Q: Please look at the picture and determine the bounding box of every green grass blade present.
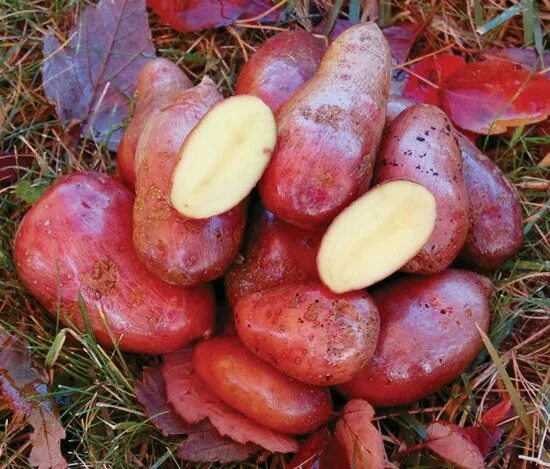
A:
[476,4,522,35]
[324,0,345,36]
[477,326,533,439]
[349,0,361,22]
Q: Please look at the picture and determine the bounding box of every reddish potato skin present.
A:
[224,206,322,308]
[337,269,492,406]
[458,135,523,270]
[134,79,247,286]
[374,104,469,273]
[13,172,215,354]
[117,58,192,190]
[259,23,391,229]
[192,336,332,435]
[234,283,380,385]
[235,31,326,113]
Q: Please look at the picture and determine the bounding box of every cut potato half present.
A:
[170,95,276,219]
[317,180,437,293]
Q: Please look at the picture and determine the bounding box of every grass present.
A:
[1,0,549,467]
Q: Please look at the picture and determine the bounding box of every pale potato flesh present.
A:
[170,95,276,219]
[317,180,437,293]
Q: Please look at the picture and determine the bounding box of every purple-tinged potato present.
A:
[133,79,247,286]
[259,23,391,230]
[117,58,193,190]
[337,269,492,406]
[234,283,380,386]
[374,103,469,273]
[224,205,323,308]
[14,172,215,354]
[458,135,523,270]
[235,31,326,113]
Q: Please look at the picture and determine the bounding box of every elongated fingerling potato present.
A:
[134,79,247,286]
[374,104,469,273]
[234,283,380,385]
[192,336,332,435]
[458,135,523,270]
[259,23,391,229]
[337,269,492,406]
[224,205,322,308]
[235,31,326,112]
[117,58,192,190]
[14,172,215,354]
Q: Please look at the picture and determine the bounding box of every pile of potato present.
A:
[14,23,522,450]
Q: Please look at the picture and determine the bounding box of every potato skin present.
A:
[192,336,332,435]
[458,135,523,270]
[117,58,192,190]
[235,31,326,113]
[374,104,469,273]
[259,23,391,229]
[234,283,380,386]
[224,205,322,308]
[337,269,492,406]
[13,172,215,354]
[133,79,247,286]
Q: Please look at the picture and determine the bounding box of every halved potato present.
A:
[317,180,436,293]
[170,95,276,219]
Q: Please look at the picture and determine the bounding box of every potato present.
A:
[258,23,391,229]
[458,135,523,270]
[224,205,322,308]
[192,336,332,435]
[235,31,326,112]
[170,95,276,219]
[117,58,192,190]
[337,269,492,406]
[134,79,247,286]
[14,172,215,354]
[317,180,437,293]
[234,283,380,385]
[374,104,469,273]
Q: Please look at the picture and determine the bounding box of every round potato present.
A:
[224,205,322,308]
[192,336,332,435]
[234,283,380,385]
[14,172,215,354]
[374,103,469,273]
[337,269,492,406]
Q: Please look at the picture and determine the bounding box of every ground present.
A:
[0,0,548,467]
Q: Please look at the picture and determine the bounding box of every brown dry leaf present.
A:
[0,332,67,469]
[42,0,155,151]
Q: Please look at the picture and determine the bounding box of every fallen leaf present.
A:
[425,422,486,469]
[134,366,190,436]
[178,419,259,463]
[482,48,549,77]
[463,398,514,456]
[383,22,420,66]
[289,427,331,469]
[0,332,67,469]
[440,59,550,134]
[402,53,466,105]
[148,0,280,34]
[161,350,298,453]
[0,153,34,185]
[42,0,155,151]
[334,400,386,469]
[313,19,357,42]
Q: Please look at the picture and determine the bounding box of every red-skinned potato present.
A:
[337,269,492,406]
[14,172,215,354]
[133,79,247,286]
[234,283,380,386]
[374,103,469,273]
[235,31,326,113]
[259,23,391,229]
[192,335,332,435]
[117,58,192,190]
[458,134,523,270]
[224,205,322,308]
